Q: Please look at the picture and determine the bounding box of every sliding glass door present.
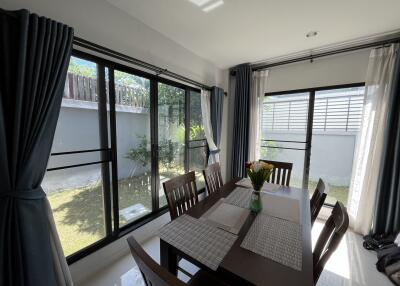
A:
[262,83,364,206]
[43,51,208,263]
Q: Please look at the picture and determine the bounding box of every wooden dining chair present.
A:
[259,160,293,186]
[163,171,199,220]
[310,178,328,226]
[313,202,349,285]
[127,236,228,286]
[203,163,223,195]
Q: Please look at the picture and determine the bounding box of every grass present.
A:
[291,178,349,206]
[47,165,204,257]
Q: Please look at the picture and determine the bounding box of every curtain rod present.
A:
[231,35,400,74]
[73,36,212,90]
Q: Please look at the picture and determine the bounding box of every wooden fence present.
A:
[63,73,148,108]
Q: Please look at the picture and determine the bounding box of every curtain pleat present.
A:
[373,49,400,235]
[231,64,252,178]
[0,9,73,286]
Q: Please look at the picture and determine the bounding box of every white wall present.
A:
[224,49,371,180]
[0,0,223,87]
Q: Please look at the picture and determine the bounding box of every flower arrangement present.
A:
[245,161,274,213]
[245,161,274,191]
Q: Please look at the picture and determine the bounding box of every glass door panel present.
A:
[158,83,186,207]
[114,70,152,226]
[308,86,365,205]
[260,92,310,188]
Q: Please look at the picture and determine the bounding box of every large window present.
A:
[261,84,365,206]
[44,52,208,261]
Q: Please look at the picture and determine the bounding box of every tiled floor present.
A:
[80,220,392,286]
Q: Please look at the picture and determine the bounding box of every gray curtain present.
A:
[0,9,73,286]
[210,86,224,159]
[373,51,400,236]
[231,64,252,178]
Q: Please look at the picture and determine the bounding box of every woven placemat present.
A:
[159,215,237,270]
[224,187,252,209]
[240,213,303,271]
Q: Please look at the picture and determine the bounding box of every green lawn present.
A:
[47,166,204,257]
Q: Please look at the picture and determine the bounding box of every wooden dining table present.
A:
[160,178,313,286]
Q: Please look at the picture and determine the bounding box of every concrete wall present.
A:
[262,130,357,186]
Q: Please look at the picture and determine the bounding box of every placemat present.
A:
[240,213,303,271]
[224,187,252,209]
[200,199,250,234]
[159,214,237,270]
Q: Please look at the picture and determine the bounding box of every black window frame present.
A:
[263,82,365,207]
[46,49,208,264]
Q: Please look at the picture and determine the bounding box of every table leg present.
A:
[160,239,178,275]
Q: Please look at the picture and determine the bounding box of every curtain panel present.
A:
[0,9,74,286]
[347,44,399,235]
[210,86,224,163]
[373,47,400,235]
[249,70,268,161]
[231,64,252,178]
[201,89,219,163]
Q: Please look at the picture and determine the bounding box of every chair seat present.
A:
[188,270,229,286]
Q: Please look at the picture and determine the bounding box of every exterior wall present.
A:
[262,130,357,186]
[43,100,151,193]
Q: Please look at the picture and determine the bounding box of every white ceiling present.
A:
[107,0,400,68]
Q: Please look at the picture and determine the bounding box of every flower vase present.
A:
[250,187,263,213]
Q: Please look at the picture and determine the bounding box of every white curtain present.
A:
[201,89,219,164]
[347,44,399,235]
[249,70,269,161]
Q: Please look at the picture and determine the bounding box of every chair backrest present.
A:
[310,179,328,226]
[163,171,199,220]
[203,163,223,195]
[127,236,186,286]
[259,160,293,186]
[313,202,349,284]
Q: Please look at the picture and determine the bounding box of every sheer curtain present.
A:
[347,44,399,235]
[249,70,269,161]
[201,89,219,163]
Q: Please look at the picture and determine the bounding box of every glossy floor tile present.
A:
[80,221,392,286]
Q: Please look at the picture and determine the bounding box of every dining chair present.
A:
[163,171,199,220]
[259,159,293,186]
[313,201,349,285]
[310,178,328,226]
[203,163,223,195]
[127,236,228,286]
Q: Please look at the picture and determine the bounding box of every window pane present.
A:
[55,56,100,152]
[158,83,185,208]
[189,90,207,189]
[114,70,152,226]
[43,164,106,257]
[261,92,310,188]
[309,86,365,205]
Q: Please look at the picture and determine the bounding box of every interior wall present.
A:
[0,0,223,87]
[224,49,371,179]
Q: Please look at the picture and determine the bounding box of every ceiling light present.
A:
[189,0,212,7]
[202,0,224,12]
[306,31,319,38]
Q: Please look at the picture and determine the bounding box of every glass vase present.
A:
[250,189,263,213]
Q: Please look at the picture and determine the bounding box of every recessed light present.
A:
[202,0,224,12]
[306,31,319,38]
[189,0,212,7]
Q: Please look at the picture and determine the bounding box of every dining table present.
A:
[159,178,313,286]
